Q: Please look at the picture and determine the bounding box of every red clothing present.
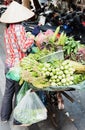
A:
[4,0,12,5]
[4,24,33,67]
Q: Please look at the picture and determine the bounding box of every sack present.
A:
[13,89,47,125]
[6,66,21,81]
[16,82,30,104]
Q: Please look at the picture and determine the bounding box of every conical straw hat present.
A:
[0,1,34,23]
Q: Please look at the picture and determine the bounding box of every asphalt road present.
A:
[0,22,85,130]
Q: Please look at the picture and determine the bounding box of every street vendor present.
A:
[0,1,34,125]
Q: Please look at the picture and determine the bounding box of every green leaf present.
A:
[67,47,71,55]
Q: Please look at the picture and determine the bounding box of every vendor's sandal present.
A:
[1,120,8,124]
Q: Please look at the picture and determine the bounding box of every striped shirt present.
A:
[4,24,33,68]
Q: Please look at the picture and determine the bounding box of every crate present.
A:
[39,50,64,62]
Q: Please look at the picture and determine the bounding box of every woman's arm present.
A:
[15,24,34,52]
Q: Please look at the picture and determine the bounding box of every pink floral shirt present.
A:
[4,24,33,67]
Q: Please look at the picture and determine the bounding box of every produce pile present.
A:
[7,26,85,90]
[18,52,85,90]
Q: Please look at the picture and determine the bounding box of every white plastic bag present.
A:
[13,89,47,125]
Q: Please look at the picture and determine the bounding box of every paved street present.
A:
[0,22,85,130]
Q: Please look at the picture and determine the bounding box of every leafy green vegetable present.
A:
[14,109,46,124]
[63,37,80,59]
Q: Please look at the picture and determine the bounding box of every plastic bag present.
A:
[13,89,47,125]
[16,82,30,104]
[39,50,64,63]
[6,66,21,81]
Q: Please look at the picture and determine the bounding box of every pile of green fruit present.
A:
[41,60,75,86]
[18,52,85,89]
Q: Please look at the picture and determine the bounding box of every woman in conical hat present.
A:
[0,0,34,23]
[0,1,35,125]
